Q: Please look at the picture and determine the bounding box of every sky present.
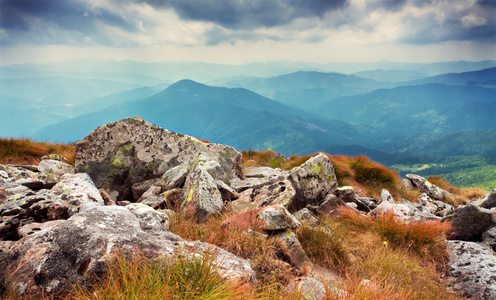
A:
[0,0,495,65]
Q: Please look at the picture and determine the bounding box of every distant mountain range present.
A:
[1,58,495,187]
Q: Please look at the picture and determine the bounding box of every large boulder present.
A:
[75,117,242,202]
[288,153,337,212]
[446,241,496,299]
[477,189,496,209]
[446,204,496,241]
[0,205,255,297]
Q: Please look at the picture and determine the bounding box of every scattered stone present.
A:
[216,180,239,202]
[334,186,356,203]
[446,204,496,241]
[482,227,496,252]
[116,200,131,206]
[288,153,338,212]
[380,189,394,204]
[99,189,116,206]
[287,277,326,300]
[416,193,438,215]
[293,208,321,226]
[138,185,162,202]
[17,220,65,238]
[221,205,301,231]
[406,174,454,201]
[226,189,254,214]
[316,194,343,215]
[160,163,190,190]
[41,154,68,163]
[272,229,314,273]
[38,159,74,176]
[434,200,454,217]
[252,180,295,208]
[446,240,496,299]
[368,201,412,221]
[131,178,161,202]
[400,178,414,190]
[478,189,496,209]
[139,195,165,210]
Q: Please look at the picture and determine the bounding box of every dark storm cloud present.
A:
[0,0,136,44]
[0,0,494,47]
[151,0,348,29]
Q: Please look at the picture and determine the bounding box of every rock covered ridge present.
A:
[0,117,495,299]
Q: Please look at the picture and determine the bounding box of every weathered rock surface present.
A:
[252,179,296,208]
[406,174,454,201]
[287,276,326,300]
[477,189,496,209]
[0,205,255,297]
[38,159,74,176]
[288,153,337,212]
[272,229,314,272]
[446,241,496,299]
[182,156,224,222]
[221,205,301,231]
[75,117,242,201]
[446,204,496,241]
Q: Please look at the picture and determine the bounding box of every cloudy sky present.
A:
[0,0,495,65]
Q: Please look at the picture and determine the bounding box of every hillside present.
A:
[33,80,376,155]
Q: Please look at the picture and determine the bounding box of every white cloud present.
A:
[462,14,487,28]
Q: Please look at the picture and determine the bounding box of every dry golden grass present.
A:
[0,138,76,166]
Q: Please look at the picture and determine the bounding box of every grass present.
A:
[0,138,76,166]
[296,208,460,300]
[427,176,487,206]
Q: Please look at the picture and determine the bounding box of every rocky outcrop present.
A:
[75,117,242,202]
[0,205,255,297]
[288,153,337,212]
[446,241,496,299]
[221,205,301,231]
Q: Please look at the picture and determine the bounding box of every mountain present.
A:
[353,69,428,82]
[316,83,496,136]
[33,80,376,155]
[402,67,496,87]
[218,71,394,112]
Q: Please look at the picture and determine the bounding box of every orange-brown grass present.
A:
[339,207,451,261]
[305,211,462,300]
[168,211,294,290]
[0,138,76,166]
[427,176,487,206]
[66,249,273,300]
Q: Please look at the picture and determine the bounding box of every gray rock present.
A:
[221,205,301,231]
[126,203,169,233]
[50,173,104,216]
[131,178,161,202]
[400,178,414,190]
[17,220,65,238]
[334,186,356,203]
[406,174,454,202]
[288,153,337,212]
[226,189,254,214]
[38,159,74,176]
[272,229,314,272]
[140,195,166,210]
[287,277,326,300]
[482,227,496,252]
[446,240,496,299]
[417,193,438,215]
[75,117,242,202]
[252,180,296,208]
[0,205,254,297]
[216,180,239,201]
[356,197,376,212]
[229,167,289,193]
[293,208,321,226]
[478,189,496,209]
[41,154,68,163]
[137,185,161,202]
[434,200,454,217]
[368,201,412,221]
[316,194,344,215]
[182,157,223,223]
[380,189,394,204]
[160,163,190,191]
[446,204,496,241]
